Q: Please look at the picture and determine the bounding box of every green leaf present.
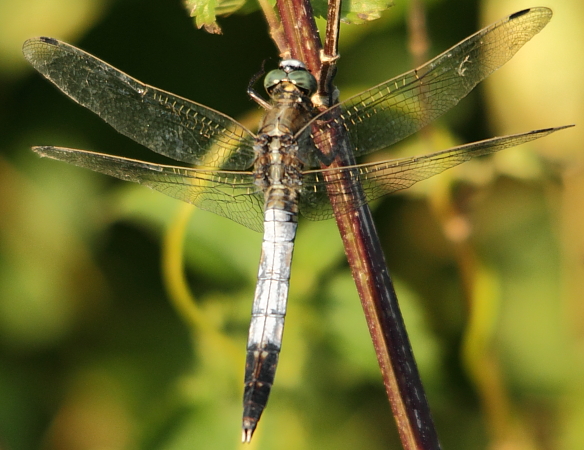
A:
[311,0,394,24]
[185,0,394,34]
[183,0,255,34]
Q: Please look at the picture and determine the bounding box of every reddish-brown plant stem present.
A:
[270,2,441,448]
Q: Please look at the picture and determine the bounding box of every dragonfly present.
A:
[23,7,570,442]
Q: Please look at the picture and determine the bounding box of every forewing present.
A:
[23,37,256,170]
[302,7,552,165]
[33,146,264,232]
[299,126,570,220]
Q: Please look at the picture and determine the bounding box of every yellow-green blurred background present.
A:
[0,0,583,449]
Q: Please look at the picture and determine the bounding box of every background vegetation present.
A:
[0,0,582,449]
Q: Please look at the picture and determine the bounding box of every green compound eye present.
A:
[287,69,317,95]
[263,69,287,92]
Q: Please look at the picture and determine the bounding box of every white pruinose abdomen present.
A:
[242,205,298,437]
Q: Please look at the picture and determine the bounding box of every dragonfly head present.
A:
[264,59,317,97]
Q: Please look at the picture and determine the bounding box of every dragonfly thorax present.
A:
[264,59,317,97]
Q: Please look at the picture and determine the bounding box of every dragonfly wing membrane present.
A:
[33,146,264,232]
[23,37,256,170]
[351,126,569,203]
[306,7,552,162]
[300,126,571,220]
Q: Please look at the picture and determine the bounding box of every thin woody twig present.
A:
[317,0,342,104]
[407,0,430,68]
[275,0,321,66]
[257,0,288,54]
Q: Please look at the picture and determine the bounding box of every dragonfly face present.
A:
[23,6,570,443]
[263,59,317,96]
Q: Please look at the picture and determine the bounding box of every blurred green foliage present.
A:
[1,0,583,449]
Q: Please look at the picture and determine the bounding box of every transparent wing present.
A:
[299,126,571,220]
[23,37,257,170]
[33,146,264,232]
[300,7,552,166]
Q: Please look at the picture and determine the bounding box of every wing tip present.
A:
[39,36,59,45]
[23,36,58,50]
[535,124,575,135]
[32,146,50,157]
[509,7,552,21]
